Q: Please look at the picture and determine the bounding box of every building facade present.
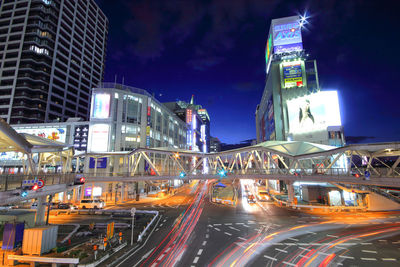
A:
[210,136,221,153]
[164,96,210,153]
[0,0,108,124]
[256,16,345,146]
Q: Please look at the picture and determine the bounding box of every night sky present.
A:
[95,0,399,144]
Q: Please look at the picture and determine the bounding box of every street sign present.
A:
[364,171,370,180]
[37,179,44,189]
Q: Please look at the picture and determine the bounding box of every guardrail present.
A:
[0,173,76,192]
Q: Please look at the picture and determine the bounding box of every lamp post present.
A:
[131,207,136,245]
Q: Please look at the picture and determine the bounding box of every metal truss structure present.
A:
[80,141,400,187]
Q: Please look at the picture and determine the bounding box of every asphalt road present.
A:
[52,180,400,266]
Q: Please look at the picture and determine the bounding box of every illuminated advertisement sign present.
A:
[146,99,151,147]
[287,91,342,134]
[89,124,109,152]
[15,127,66,143]
[281,61,304,88]
[261,96,275,142]
[272,16,303,54]
[92,93,111,118]
[73,125,89,151]
[265,33,273,73]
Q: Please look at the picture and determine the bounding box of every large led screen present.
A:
[287,91,341,134]
[282,61,303,88]
[92,93,111,118]
[272,16,303,54]
[15,127,67,143]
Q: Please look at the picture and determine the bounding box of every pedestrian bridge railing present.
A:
[0,173,76,192]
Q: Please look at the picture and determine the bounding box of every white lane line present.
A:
[165,247,171,253]
[339,255,354,259]
[361,242,372,245]
[288,237,299,242]
[158,254,165,261]
[208,224,213,228]
[238,237,247,241]
[243,224,250,228]
[224,232,232,236]
[362,250,377,254]
[382,258,396,261]
[318,252,330,256]
[264,255,277,261]
[151,263,157,267]
[163,219,167,222]
[327,234,339,238]
[306,231,317,235]
[193,257,199,264]
[284,243,296,246]
[225,223,232,225]
[141,248,155,260]
[275,248,288,253]
[282,261,297,266]
[206,234,209,238]
[155,228,159,232]
[160,224,163,227]
[197,249,203,256]
[236,223,244,225]
[379,240,387,242]
[392,240,400,244]
[202,241,207,246]
[299,247,311,252]
[336,246,346,250]
[214,228,221,231]
[214,223,222,226]
[299,254,310,259]
[361,258,377,261]
[229,226,240,231]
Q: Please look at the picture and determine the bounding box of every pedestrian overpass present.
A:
[78,141,400,187]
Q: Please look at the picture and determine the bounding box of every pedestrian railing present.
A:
[0,173,76,192]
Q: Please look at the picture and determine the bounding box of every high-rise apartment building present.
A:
[0,0,108,124]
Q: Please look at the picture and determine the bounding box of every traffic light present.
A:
[32,184,39,191]
[179,172,186,178]
[353,173,360,178]
[217,169,227,178]
[74,176,85,185]
[21,190,28,198]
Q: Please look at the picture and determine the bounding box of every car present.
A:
[78,199,105,209]
[57,203,76,210]
[247,194,256,204]
[257,191,271,202]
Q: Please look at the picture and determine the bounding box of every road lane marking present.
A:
[382,258,396,261]
[283,261,297,266]
[214,228,221,231]
[336,246,346,250]
[392,240,400,244]
[379,240,387,242]
[306,231,316,235]
[163,219,167,222]
[299,254,310,259]
[275,248,288,253]
[236,223,244,225]
[202,241,207,246]
[193,257,199,264]
[208,224,213,228]
[229,226,240,231]
[361,243,372,245]
[243,224,250,228]
[238,237,246,241]
[362,250,377,254]
[224,232,232,236]
[225,223,232,225]
[264,255,277,261]
[158,254,165,261]
[299,247,311,252]
[284,243,296,246]
[206,234,209,238]
[326,234,339,238]
[155,228,159,232]
[361,258,377,261]
[288,237,298,242]
[165,247,171,253]
[197,249,203,255]
[214,223,222,226]
[318,252,330,256]
[339,255,354,259]
[160,224,163,227]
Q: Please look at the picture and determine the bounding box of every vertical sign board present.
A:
[271,16,303,54]
[280,60,305,88]
[91,93,111,119]
[89,124,109,152]
[146,99,151,147]
[73,125,89,151]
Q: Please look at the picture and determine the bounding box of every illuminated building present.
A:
[164,95,210,153]
[210,137,221,153]
[0,0,108,124]
[255,15,345,146]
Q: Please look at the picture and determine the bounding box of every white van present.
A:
[78,199,105,209]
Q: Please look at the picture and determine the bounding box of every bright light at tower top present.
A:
[299,13,308,28]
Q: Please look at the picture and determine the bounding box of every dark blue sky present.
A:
[95,0,400,144]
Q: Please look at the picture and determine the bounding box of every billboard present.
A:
[15,127,66,143]
[73,125,89,151]
[89,124,109,152]
[287,91,341,134]
[271,16,303,54]
[91,93,111,118]
[281,60,304,88]
[265,33,273,73]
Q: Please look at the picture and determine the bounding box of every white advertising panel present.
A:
[287,91,341,134]
[15,127,67,143]
[89,124,109,152]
